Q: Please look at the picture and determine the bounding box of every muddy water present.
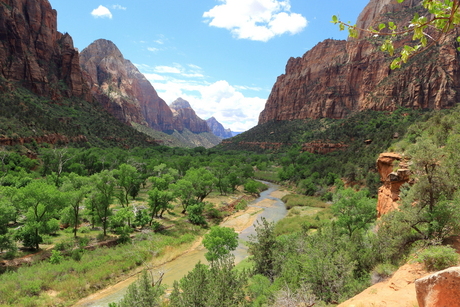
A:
[73,181,287,307]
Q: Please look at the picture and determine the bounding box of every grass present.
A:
[275,193,333,235]
[0,216,205,307]
[281,194,330,209]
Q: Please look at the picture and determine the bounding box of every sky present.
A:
[48,0,369,132]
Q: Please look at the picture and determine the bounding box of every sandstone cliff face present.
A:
[259,0,460,124]
[206,117,232,139]
[0,0,88,99]
[79,39,177,131]
[169,98,210,133]
[376,152,410,217]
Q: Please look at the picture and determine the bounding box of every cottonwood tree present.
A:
[60,174,90,238]
[114,163,142,207]
[332,0,460,69]
[16,181,63,249]
[88,170,116,237]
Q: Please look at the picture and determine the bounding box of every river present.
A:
[73,181,287,307]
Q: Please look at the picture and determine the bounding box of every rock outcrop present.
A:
[169,98,210,133]
[258,0,460,124]
[376,152,410,217]
[206,117,232,139]
[415,266,460,307]
[79,39,177,131]
[0,0,89,100]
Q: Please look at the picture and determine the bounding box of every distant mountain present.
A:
[231,132,241,137]
[206,117,233,139]
[169,98,211,134]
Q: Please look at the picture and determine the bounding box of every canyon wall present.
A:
[0,0,89,99]
[259,0,460,124]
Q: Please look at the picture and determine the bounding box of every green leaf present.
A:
[379,23,386,30]
[331,15,338,24]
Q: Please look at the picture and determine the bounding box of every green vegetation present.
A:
[414,245,460,271]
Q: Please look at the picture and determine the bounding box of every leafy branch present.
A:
[331,0,460,69]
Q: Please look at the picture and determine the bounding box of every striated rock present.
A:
[415,266,460,307]
[376,152,410,217]
[0,134,87,147]
[79,39,177,131]
[206,117,233,139]
[0,0,89,99]
[169,98,210,133]
[258,0,460,125]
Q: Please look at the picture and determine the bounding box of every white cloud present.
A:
[154,65,182,74]
[203,0,307,42]
[147,47,159,52]
[112,4,127,10]
[91,5,113,19]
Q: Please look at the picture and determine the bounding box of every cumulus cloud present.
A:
[203,0,307,42]
[91,5,113,19]
[136,63,266,131]
[147,47,159,52]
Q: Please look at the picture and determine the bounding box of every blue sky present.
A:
[48,0,369,132]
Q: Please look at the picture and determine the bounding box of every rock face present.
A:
[415,267,460,307]
[258,0,460,124]
[206,117,232,139]
[0,0,89,99]
[169,98,210,133]
[376,152,410,217]
[79,39,177,131]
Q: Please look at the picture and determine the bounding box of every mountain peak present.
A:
[170,97,192,110]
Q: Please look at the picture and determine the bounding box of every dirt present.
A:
[339,236,460,307]
[338,262,428,307]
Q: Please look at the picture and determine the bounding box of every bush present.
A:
[415,245,459,271]
[49,250,63,264]
[79,226,91,233]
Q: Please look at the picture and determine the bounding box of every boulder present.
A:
[415,266,460,307]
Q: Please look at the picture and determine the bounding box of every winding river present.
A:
[73,181,287,307]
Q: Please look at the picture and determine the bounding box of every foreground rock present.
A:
[415,266,460,307]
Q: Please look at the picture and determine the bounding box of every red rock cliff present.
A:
[259,0,460,124]
[0,0,88,99]
[376,152,410,217]
[79,39,177,131]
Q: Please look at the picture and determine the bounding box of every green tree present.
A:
[114,163,142,207]
[247,218,277,280]
[170,256,248,307]
[203,226,238,262]
[17,181,63,249]
[88,170,116,237]
[60,174,90,237]
[115,270,165,307]
[331,188,376,237]
[184,167,217,202]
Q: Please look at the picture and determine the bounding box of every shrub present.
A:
[49,250,63,264]
[415,245,459,271]
[79,226,91,233]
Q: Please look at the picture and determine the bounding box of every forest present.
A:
[1,104,460,306]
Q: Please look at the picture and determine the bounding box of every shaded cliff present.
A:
[206,117,233,139]
[169,98,211,133]
[258,0,460,124]
[0,0,89,100]
[79,39,178,131]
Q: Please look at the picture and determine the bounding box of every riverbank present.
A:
[72,182,289,307]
